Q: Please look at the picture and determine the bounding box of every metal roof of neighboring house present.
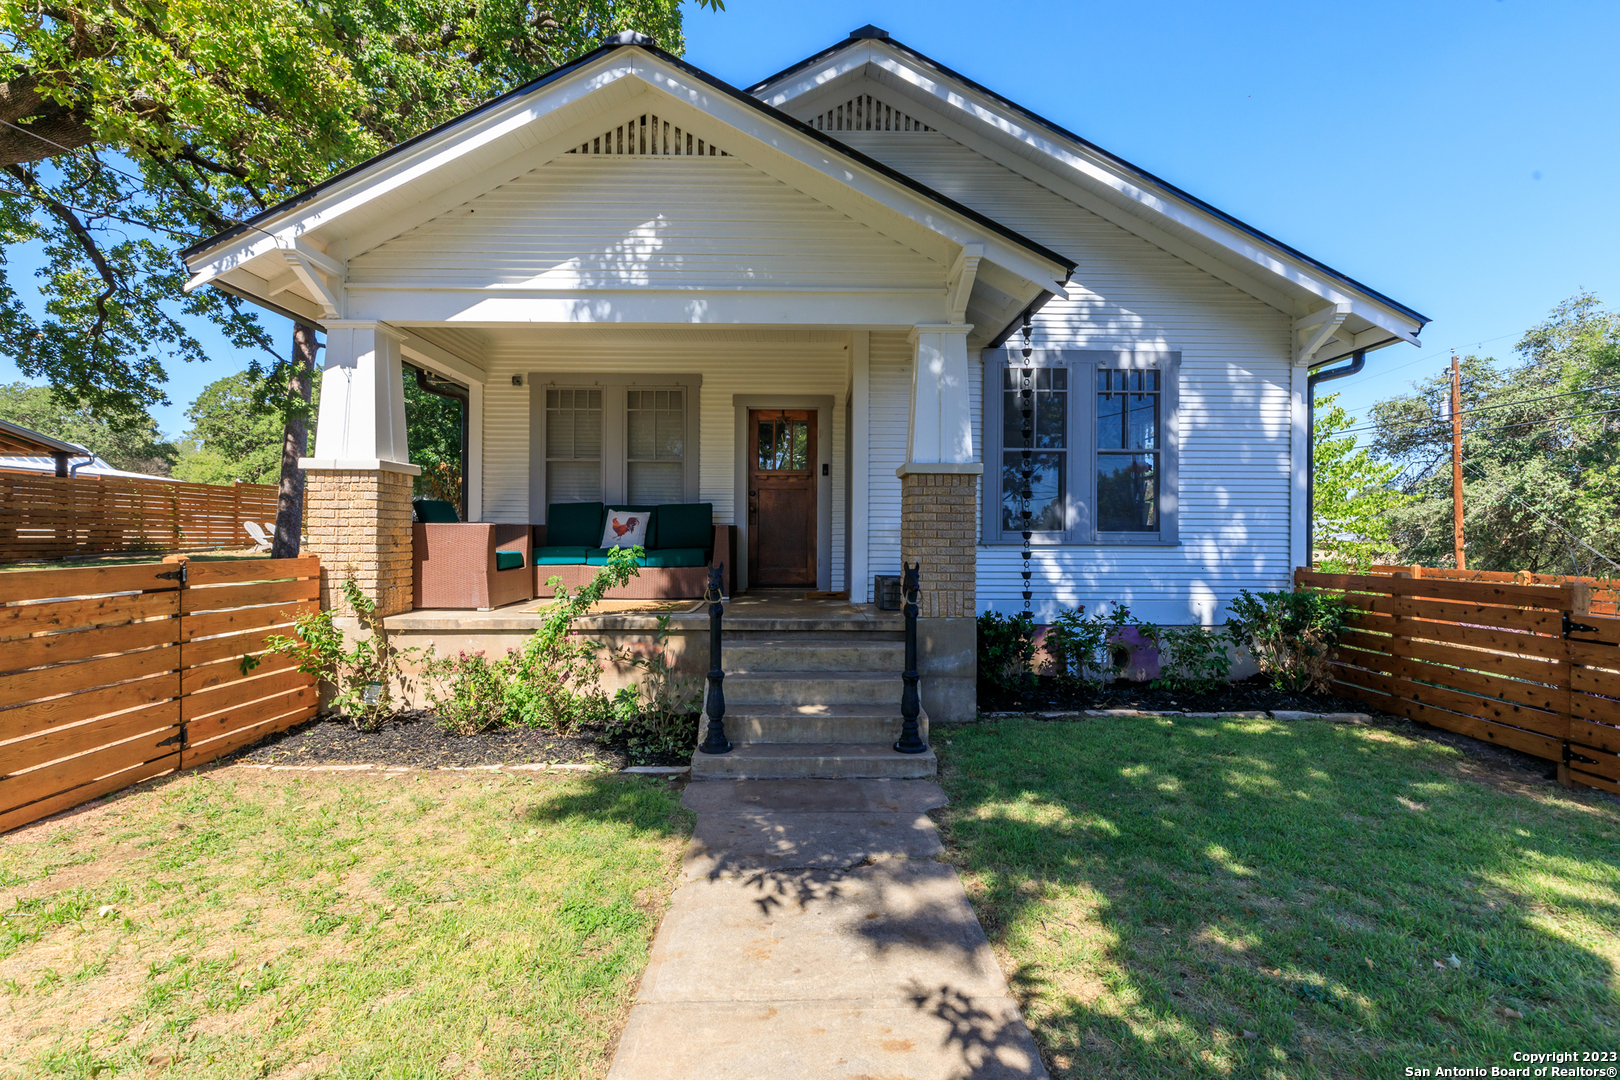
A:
[0,452,178,481]
[0,416,85,457]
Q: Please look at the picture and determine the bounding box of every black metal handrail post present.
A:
[697,563,732,755]
[894,561,927,754]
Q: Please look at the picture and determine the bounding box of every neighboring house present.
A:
[0,418,174,481]
[178,26,1426,718]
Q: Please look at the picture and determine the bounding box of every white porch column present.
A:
[299,321,420,616]
[306,321,416,470]
[898,322,982,722]
[850,331,870,603]
[905,323,976,465]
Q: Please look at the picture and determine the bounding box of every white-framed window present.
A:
[530,375,702,516]
[982,348,1179,545]
[544,387,604,502]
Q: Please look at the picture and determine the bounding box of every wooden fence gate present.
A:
[1299,568,1620,795]
[0,557,321,833]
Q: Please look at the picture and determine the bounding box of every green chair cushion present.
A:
[546,502,605,547]
[494,550,525,572]
[639,547,707,568]
[414,499,460,523]
[534,546,591,565]
[651,502,712,551]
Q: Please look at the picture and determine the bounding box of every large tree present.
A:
[1,0,716,548]
[1312,390,1407,570]
[1370,293,1620,576]
[0,380,175,472]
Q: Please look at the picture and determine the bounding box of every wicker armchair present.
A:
[412,516,534,611]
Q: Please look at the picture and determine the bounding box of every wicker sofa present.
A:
[533,501,735,600]
[411,499,534,610]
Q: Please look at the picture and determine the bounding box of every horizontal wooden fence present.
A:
[0,557,320,832]
[1299,568,1620,795]
[0,473,280,563]
[1369,564,1620,616]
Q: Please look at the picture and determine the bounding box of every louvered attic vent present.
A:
[807,95,932,133]
[565,113,728,156]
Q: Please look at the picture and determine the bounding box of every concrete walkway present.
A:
[608,779,1048,1079]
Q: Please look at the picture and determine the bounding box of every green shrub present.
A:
[1045,605,1158,687]
[505,547,644,732]
[423,650,511,735]
[266,577,411,731]
[605,615,703,763]
[1224,588,1353,693]
[976,610,1037,703]
[1150,626,1233,695]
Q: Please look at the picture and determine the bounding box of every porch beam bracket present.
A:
[283,245,343,319]
[1295,302,1351,366]
[946,243,984,324]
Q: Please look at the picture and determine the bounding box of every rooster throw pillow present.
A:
[600,510,648,550]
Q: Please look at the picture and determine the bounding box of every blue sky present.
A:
[5,0,1616,438]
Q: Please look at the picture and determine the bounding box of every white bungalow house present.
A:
[179,26,1425,730]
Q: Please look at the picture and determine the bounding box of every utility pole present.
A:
[1451,354,1465,570]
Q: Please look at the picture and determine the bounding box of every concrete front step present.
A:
[721,704,927,744]
[722,637,905,673]
[723,670,900,706]
[689,742,937,779]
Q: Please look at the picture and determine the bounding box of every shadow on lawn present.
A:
[939,717,1620,1078]
[521,774,694,838]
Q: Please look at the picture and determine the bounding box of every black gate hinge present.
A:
[156,564,188,585]
[1563,612,1601,639]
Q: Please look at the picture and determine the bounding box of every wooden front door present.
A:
[748,409,817,587]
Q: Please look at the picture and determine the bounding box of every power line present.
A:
[1330,399,1620,441]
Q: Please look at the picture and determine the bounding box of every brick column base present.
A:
[899,465,980,722]
[304,469,414,616]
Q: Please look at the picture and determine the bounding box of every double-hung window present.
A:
[530,375,702,516]
[983,349,1178,544]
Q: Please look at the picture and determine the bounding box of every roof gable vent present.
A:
[565,113,729,156]
[806,94,931,133]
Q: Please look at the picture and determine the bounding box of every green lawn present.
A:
[0,768,693,1078]
[937,716,1620,1079]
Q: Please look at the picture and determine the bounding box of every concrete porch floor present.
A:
[385,591,905,634]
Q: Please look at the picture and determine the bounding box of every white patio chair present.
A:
[244,521,273,552]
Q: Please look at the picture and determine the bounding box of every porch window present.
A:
[982,349,1179,545]
[545,388,603,502]
[626,389,686,503]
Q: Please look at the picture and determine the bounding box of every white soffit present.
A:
[753,40,1426,348]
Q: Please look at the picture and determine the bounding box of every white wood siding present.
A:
[349,155,945,292]
[866,331,910,585]
[465,330,850,590]
[836,130,1295,625]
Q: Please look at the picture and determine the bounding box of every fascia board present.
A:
[628,56,1070,292]
[182,51,645,278]
[760,42,1423,342]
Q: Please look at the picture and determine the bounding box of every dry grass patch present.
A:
[0,766,693,1078]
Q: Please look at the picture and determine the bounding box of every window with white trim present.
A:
[530,375,702,516]
[982,349,1178,545]
[545,388,603,503]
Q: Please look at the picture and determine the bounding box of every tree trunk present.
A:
[271,322,319,558]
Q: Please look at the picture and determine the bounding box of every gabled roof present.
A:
[180,32,1074,338]
[0,417,86,457]
[748,26,1429,364]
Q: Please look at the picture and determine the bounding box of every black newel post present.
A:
[894,561,927,754]
[697,563,732,754]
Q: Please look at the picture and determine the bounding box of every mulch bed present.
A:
[981,673,1353,715]
[229,711,671,770]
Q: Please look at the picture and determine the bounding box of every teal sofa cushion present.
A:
[414,498,460,523]
[494,550,525,572]
[651,503,712,551]
[640,548,706,569]
[546,502,604,547]
[535,546,591,565]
